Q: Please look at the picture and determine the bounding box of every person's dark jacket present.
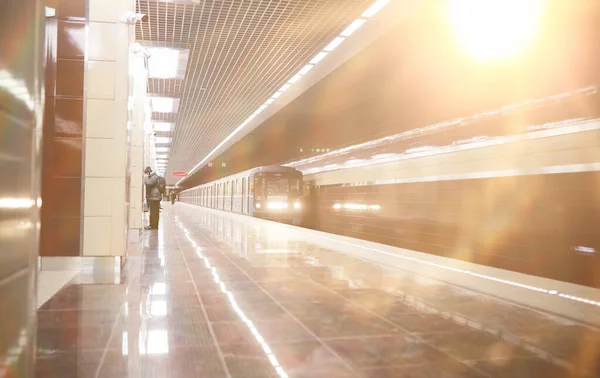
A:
[144,172,162,201]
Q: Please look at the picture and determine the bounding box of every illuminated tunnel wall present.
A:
[181,2,600,287]
[183,1,600,187]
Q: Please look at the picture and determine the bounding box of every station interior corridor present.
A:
[4,1,600,377]
[37,204,600,378]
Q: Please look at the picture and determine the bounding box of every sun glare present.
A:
[447,0,545,62]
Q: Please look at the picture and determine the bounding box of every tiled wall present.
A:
[82,0,133,256]
[314,171,600,288]
[40,0,86,256]
[0,0,45,374]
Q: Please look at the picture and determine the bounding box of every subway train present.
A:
[181,88,600,288]
[290,88,600,289]
[179,165,304,224]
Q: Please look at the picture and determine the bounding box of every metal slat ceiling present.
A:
[136,0,373,182]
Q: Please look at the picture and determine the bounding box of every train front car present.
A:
[251,166,303,225]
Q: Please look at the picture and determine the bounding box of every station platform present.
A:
[36,204,600,378]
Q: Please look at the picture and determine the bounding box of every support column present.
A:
[81,0,135,258]
[128,52,149,235]
[40,0,135,271]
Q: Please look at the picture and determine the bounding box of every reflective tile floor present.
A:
[36,205,600,377]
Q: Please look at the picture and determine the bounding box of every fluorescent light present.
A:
[265,98,275,104]
[278,83,291,92]
[155,137,172,144]
[298,64,314,75]
[309,52,328,64]
[153,122,174,132]
[271,91,283,99]
[176,114,257,185]
[156,154,168,158]
[287,74,302,84]
[147,48,179,78]
[151,97,179,113]
[362,0,389,18]
[45,6,56,17]
[341,19,366,37]
[155,147,169,152]
[254,104,268,115]
[323,37,345,52]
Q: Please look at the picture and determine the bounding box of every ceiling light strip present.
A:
[173,0,311,171]
[176,0,348,176]
[177,0,390,185]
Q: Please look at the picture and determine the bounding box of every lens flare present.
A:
[447,0,545,62]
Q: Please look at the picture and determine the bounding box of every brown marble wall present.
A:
[0,0,45,375]
[314,172,600,288]
[40,0,86,256]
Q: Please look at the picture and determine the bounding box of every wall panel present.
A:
[0,0,45,375]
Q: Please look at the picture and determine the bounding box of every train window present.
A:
[291,179,301,193]
[230,180,234,210]
[242,177,247,212]
[256,176,299,196]
[237,179,241,212]
[225,182,228,209]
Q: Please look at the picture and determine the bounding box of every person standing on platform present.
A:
[144,166,162,230]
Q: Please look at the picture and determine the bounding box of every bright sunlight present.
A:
[447,0,545,62]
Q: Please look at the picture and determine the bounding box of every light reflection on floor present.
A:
[35,205,600,377]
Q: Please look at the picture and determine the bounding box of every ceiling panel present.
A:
[136,0,373,182]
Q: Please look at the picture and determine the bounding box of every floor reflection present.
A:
[35,205,600,377]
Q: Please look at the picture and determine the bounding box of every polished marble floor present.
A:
[36,205,600,377]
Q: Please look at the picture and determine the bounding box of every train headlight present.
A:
[293,202,301,209]
[255,203,261,209]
